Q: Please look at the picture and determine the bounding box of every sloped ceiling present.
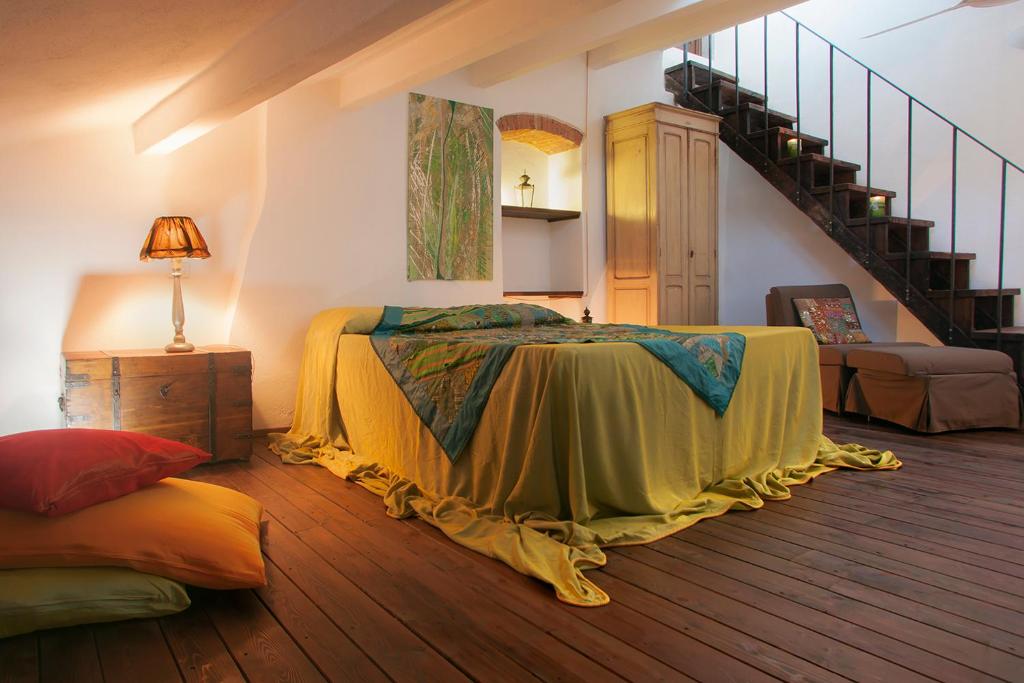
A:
[0,0,295,140]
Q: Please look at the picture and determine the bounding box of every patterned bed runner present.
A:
[370,304,745,462]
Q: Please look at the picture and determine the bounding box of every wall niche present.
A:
[497,113,585,298]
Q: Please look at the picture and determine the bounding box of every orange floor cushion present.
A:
[0,478,265,589]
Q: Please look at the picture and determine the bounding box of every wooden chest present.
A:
[60,345,253,462]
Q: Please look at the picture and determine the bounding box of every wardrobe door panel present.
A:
[688,129,718,324]
[611,136,652,281]
[659,125,687,325]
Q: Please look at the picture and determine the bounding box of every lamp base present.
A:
[165,341,195,353]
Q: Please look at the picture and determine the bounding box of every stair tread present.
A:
[777,153,860,171]
[809,183,897,198]
[689,81,765,101]
[846,216,935,227]
[667,60,737,85]
[973,327,1024,339]
[882,251,976,260]
[746,127,828,146]
[720,101,797,120]
[927,288,1021,298]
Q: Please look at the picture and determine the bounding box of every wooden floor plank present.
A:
[772,484,1024,579]
[199,588,328,683]
[582,572,844,683]
[38,625,103,683]
[675,525,1021,681]
[717,510,1024,640]
[0,633,39,683]
[608,548,932,683]
[93,620,182,683]
[159,598,246,683]
[256,558,389,683]
[259,515,471,682]
[754,500,1024,605]
[813,473,1024,529]
[777,485,1024,569]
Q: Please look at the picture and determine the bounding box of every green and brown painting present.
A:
[407,93,494,281]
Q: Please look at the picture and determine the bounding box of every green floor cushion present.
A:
[0,567,190,638]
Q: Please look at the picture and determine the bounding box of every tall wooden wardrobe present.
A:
[605,103,720,325]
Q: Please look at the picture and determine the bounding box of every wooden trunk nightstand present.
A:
[60,345,253,462]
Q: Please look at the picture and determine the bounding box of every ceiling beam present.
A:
[333,0,620,111]
[469,0,798,87]
[587,0,799,69]
[132,0,456,154]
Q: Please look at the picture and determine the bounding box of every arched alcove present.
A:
[497,113,585,299]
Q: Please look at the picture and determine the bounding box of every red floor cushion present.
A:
[0,429,210,516]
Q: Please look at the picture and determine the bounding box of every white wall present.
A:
[0,108,265,433]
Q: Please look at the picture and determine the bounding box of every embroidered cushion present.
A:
[793,297,871,345]
[0,429,211,516]
[0,477,265,589]
[0,567,190,638]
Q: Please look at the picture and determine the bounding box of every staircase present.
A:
[664,22,1024,384]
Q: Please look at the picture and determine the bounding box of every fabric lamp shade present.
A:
[139,217,211,261]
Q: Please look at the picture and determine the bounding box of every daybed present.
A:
[767,284,1022,432]
[271,305,897,606]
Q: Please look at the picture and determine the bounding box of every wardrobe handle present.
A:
[689,250,695,258]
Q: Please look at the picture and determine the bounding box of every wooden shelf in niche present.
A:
[503,290,584,298]
[501,205,581,222]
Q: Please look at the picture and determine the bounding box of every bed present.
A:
[271,305,899,606]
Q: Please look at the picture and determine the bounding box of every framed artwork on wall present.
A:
[407,92,494,281]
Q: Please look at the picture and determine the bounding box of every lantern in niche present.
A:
[515,170,535,208]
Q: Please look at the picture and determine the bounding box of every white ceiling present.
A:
[0,0,295,140]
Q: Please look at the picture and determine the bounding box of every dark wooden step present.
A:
[883,252,975,291]
[927,288,1020,299]
[778,154,860,172]
[848,223,932,255]
[929,288,1015,333]
[972,332,1024,383]
[747,127,829,147]
[811,184,896,222]
[882,251,976,261]
[810,184,896,198]
[720,102,798,135]
[746,127,827,161]
[665,60,736,90]
[846,216,935,228]
[928,289,1018,332]
[689,80,765,111]
[973,327,1024,339]
[778,154,860,188]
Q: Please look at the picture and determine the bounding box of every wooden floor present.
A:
[3,415,1023,682]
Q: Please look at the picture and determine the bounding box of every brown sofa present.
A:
[765,284,924,413]
[766,283,1022,431]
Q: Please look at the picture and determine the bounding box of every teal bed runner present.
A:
[370,304,746,463]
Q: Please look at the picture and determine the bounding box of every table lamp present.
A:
[139,216,211,353]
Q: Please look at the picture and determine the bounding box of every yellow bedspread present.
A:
[271,307,900,606]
